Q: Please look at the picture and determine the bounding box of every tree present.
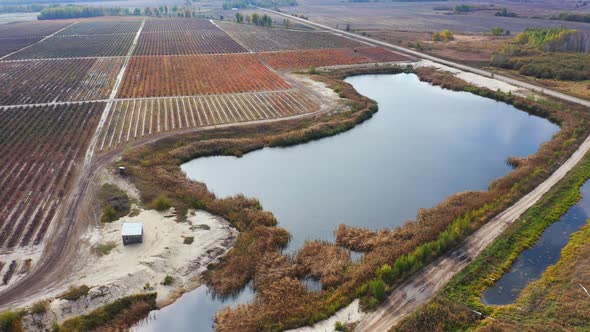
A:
[235,12,243,23]
[251,13,260,25]
[282,18,291,28]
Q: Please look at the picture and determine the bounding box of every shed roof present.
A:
[122,222,143,236]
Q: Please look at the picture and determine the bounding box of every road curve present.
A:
[261,8,590,331]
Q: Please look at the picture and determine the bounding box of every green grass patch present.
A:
[99,184,130,223]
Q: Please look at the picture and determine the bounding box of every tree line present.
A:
[222,0,297,10]
[234,12,272,26]
[37,4,212,20]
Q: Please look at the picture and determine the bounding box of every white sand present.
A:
[22,208,237,327]
[286,299,365,332]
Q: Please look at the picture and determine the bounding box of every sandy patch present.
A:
[286,299,365,332]
[413,60,528,96]
[21,209,237,328]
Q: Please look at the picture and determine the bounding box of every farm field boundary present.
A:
[0,21,77,60]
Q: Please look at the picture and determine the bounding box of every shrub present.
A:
[433,30,454,42]
[99,184,130,223]
[59,285,90,301]
[59,293,157,331]
[30,300,50,315]
[0,310,24,332]
[491,27,504,36]
[376,264,395,285]
[162,275,174,286]
[335,321,345,331]
[94,242,117,256]
[183,236,194,244]
[152,194,172,211]
[368,279,385,301]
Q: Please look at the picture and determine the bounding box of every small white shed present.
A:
[122,222,143,245]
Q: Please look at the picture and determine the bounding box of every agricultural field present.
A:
[98,90,318,150]
[219,21,365,52]
[56,20,142,36]
[135,28,246,55]
[0,58,123,105]
[6,33,136,59]
[142,18,226,33]
[0,36,42,58]
[118,54,291,98]
[260,47,408,70]
[0,20,72,38]
[0,102,103,286]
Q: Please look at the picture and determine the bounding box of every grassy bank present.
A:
[118,65,590,331]
[394,152,590,331]
[57,293,157,332]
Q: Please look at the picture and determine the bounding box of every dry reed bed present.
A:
[121,65,590,331]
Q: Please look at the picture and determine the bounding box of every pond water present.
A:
[133,73,558,331]
[482,180,590,306]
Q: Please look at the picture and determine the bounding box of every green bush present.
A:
[99,184,130,223]
[152,194,172,211]
[368,279,385,301]
[376,264,395,285]
[162,275,174,286]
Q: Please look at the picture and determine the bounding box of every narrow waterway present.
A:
[482,180,590,305]
[133,73,559,331]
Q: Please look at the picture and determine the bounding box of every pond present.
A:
[133,73,559,331]
[482,180,590,306]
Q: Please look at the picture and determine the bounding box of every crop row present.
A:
[57,20,142,36]
[0,36,42,58]
[219,22,364,52]
[134,29,246,56]
[7,33,135,60]
[142,18,223,33]
[0,58,123,105]
[0,103,103,249]
[98,90,318,150]
[259,47,409,70]
[117,54,290,98]
[0,20,71,38]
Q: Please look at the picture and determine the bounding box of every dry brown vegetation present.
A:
[121,65,590,331]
